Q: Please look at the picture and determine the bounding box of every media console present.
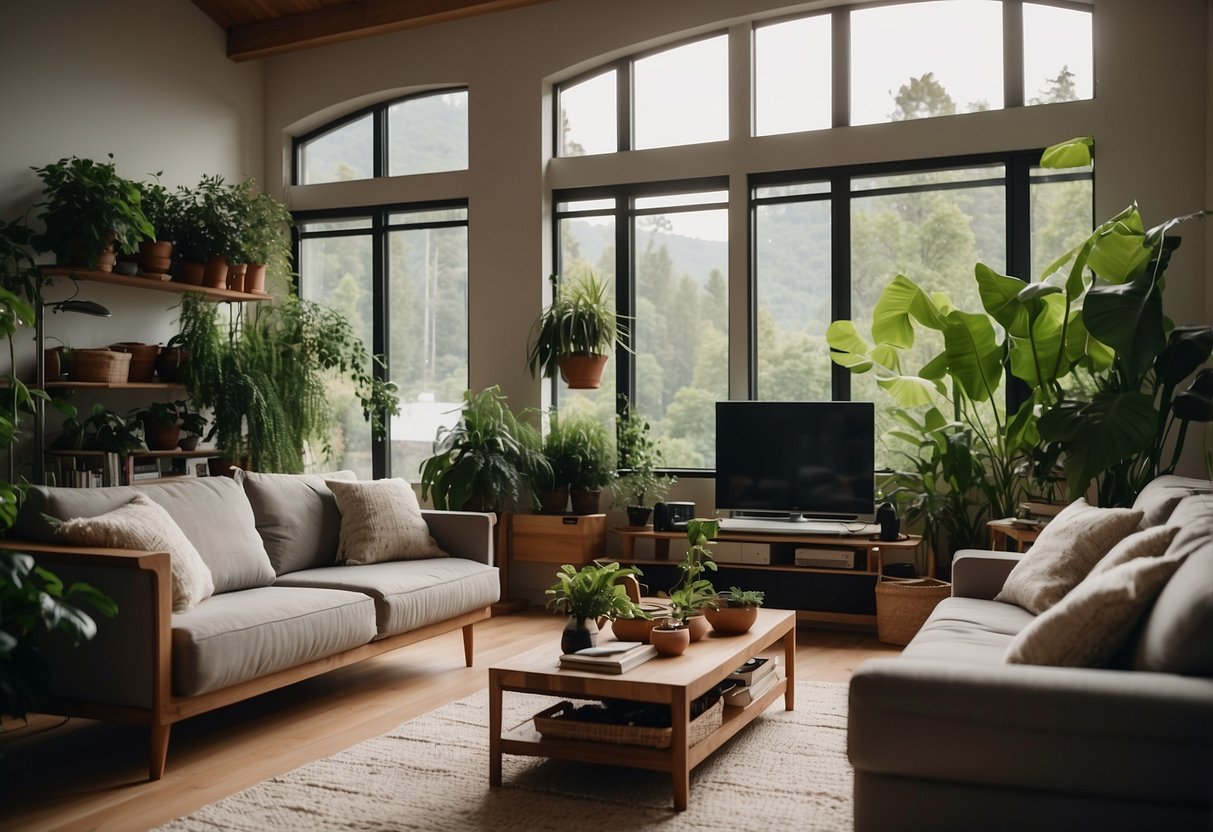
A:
[611,526,925,628]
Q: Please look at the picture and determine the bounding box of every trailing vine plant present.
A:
[178,292,398,473]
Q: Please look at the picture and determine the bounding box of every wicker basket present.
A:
[875,576,952,646]
[533,697,724,749]
[71,349,132,383]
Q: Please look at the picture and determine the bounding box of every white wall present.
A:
[0,0,263,468]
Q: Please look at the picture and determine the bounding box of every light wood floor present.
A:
[0,610,900,832]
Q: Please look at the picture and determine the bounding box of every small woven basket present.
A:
[71,349,132,383]
[533,697,723,749]
[875,577,952,646]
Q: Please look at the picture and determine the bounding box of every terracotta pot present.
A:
[143,420,181,451]
[610,603,668,644]
[175,260,206,286]
[138,240,173,275]
[650,625,690,657]
[179,434,200,452]
[244,263,267,294]
[155,347,188,383]
[109,342,160,383]
[202,255,229,289]
[686,613,710,642]
[569,487,602,515]
[704,603,759,635]
[227,263,247,293]
[558,353,609,389]
[68,235,116,272]
[538,485,569,514]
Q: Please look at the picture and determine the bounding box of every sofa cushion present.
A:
[170,585,376,696]
[327,478,446,565]
[1133,493,1213,676]
[1132,475,1213,529]
[899,597,1034,664]
[274,558,499,638]
[18,478,275,594]
[994,498,1142,614]
[1089,524,1179,576]
[57,493,214,613]
[1006,551,1189,668]
[234,469,357,575]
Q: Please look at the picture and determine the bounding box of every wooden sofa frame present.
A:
[1,540,490,781]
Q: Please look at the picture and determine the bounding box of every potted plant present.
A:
[132,173,179,276]
[31,155,154,272]
[177,292,398,473]
[664,517,720,642]
[611,398,675,527]
[172,175,242,287]
[179,405,207,452]
[562,413,615,515]
[131,400,184,451]
[155,334,188,383]
[545,561,648,653]
[704,586,765,635]
[238,186,293,295]
[523,409,576,513]
[419,386,549,511]
[54,403,146,456]
[526,272,628,389]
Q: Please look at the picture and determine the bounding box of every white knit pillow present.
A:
[1088,524,1179,578]
[58,493,215,613]
[1005,552,1188,667]
[994,498,1143,614]
[327,478,446,565]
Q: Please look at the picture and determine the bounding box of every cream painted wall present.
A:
[0,0,263,469]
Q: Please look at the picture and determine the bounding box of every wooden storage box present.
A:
[512,513,606,564]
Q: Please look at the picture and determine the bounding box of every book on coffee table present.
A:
[723,667,781,707]
[559,643,658,674]
[727,656,776,685]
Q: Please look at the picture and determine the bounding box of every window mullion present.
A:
[1004,0,1025,108]
[617,60,633,152]
[616,189,634,411]
[831,8,850,128]
[831,171,851,401]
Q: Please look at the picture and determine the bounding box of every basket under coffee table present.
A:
[488,608,796,811]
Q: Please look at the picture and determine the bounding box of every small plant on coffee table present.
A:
[704,586,765,635]
[546,561,649,653]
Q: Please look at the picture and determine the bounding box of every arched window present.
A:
[293,89,470,480]
[551,2,1094,470]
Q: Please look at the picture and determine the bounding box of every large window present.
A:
[294,89,470,479]
[552,2,1095,472]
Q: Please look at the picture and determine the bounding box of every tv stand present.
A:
[719,517,875,535]
[611,526,924,628]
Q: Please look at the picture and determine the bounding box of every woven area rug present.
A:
[157,681,852,831]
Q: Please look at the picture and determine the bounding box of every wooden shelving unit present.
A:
[43,381,182,390]
[42,267,271,303]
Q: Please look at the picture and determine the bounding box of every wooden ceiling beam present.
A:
[223,0,557,62]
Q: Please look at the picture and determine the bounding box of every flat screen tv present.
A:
[715,401,875,523]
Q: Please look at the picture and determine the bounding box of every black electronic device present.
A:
[876,501,900,541]
[653,501,695,532]
[715,401,876,523]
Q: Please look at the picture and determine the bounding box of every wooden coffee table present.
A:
[488,607,796,811]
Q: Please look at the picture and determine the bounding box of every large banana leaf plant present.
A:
[829,136,1213,526]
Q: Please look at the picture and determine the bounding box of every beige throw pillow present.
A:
[994,498,1143,614]
[1005,552,1188,667]
[1088,524,1179,578]
[327,478,446,565]
[58,493,215,613]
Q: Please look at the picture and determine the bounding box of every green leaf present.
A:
[871,274,945,348]
[876,375,941,409]
[1038,392,1157,499]
[939,309,1003,402]
[1086,211,1149,285]
[1039,136,1093,169]
[826,320,874,373]
[1083,273,1165,382]
[1008,293,1067,388]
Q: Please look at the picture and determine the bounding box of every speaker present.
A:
[876,501,900,541]
[653,501,695,532]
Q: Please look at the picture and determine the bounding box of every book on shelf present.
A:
[558,642,658,674]
[727,656,777,686]
[1020,500,1065,519]
[723,667,781,707]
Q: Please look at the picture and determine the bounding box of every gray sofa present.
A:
[848,476,1213,831]
[5,472,500,779]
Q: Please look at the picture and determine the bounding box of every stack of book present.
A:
[558,641,658,674]
[722,656,781,707]
[1019,500,1065,522]
[129,460,161,482]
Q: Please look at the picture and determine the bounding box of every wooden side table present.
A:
[987,519,1042,552]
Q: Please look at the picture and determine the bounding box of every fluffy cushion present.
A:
[57,493,215,612]
[1088,524,1179,577]
[994,498,1143,614]
[327,479,446,565]
[1005,552,1188,667]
